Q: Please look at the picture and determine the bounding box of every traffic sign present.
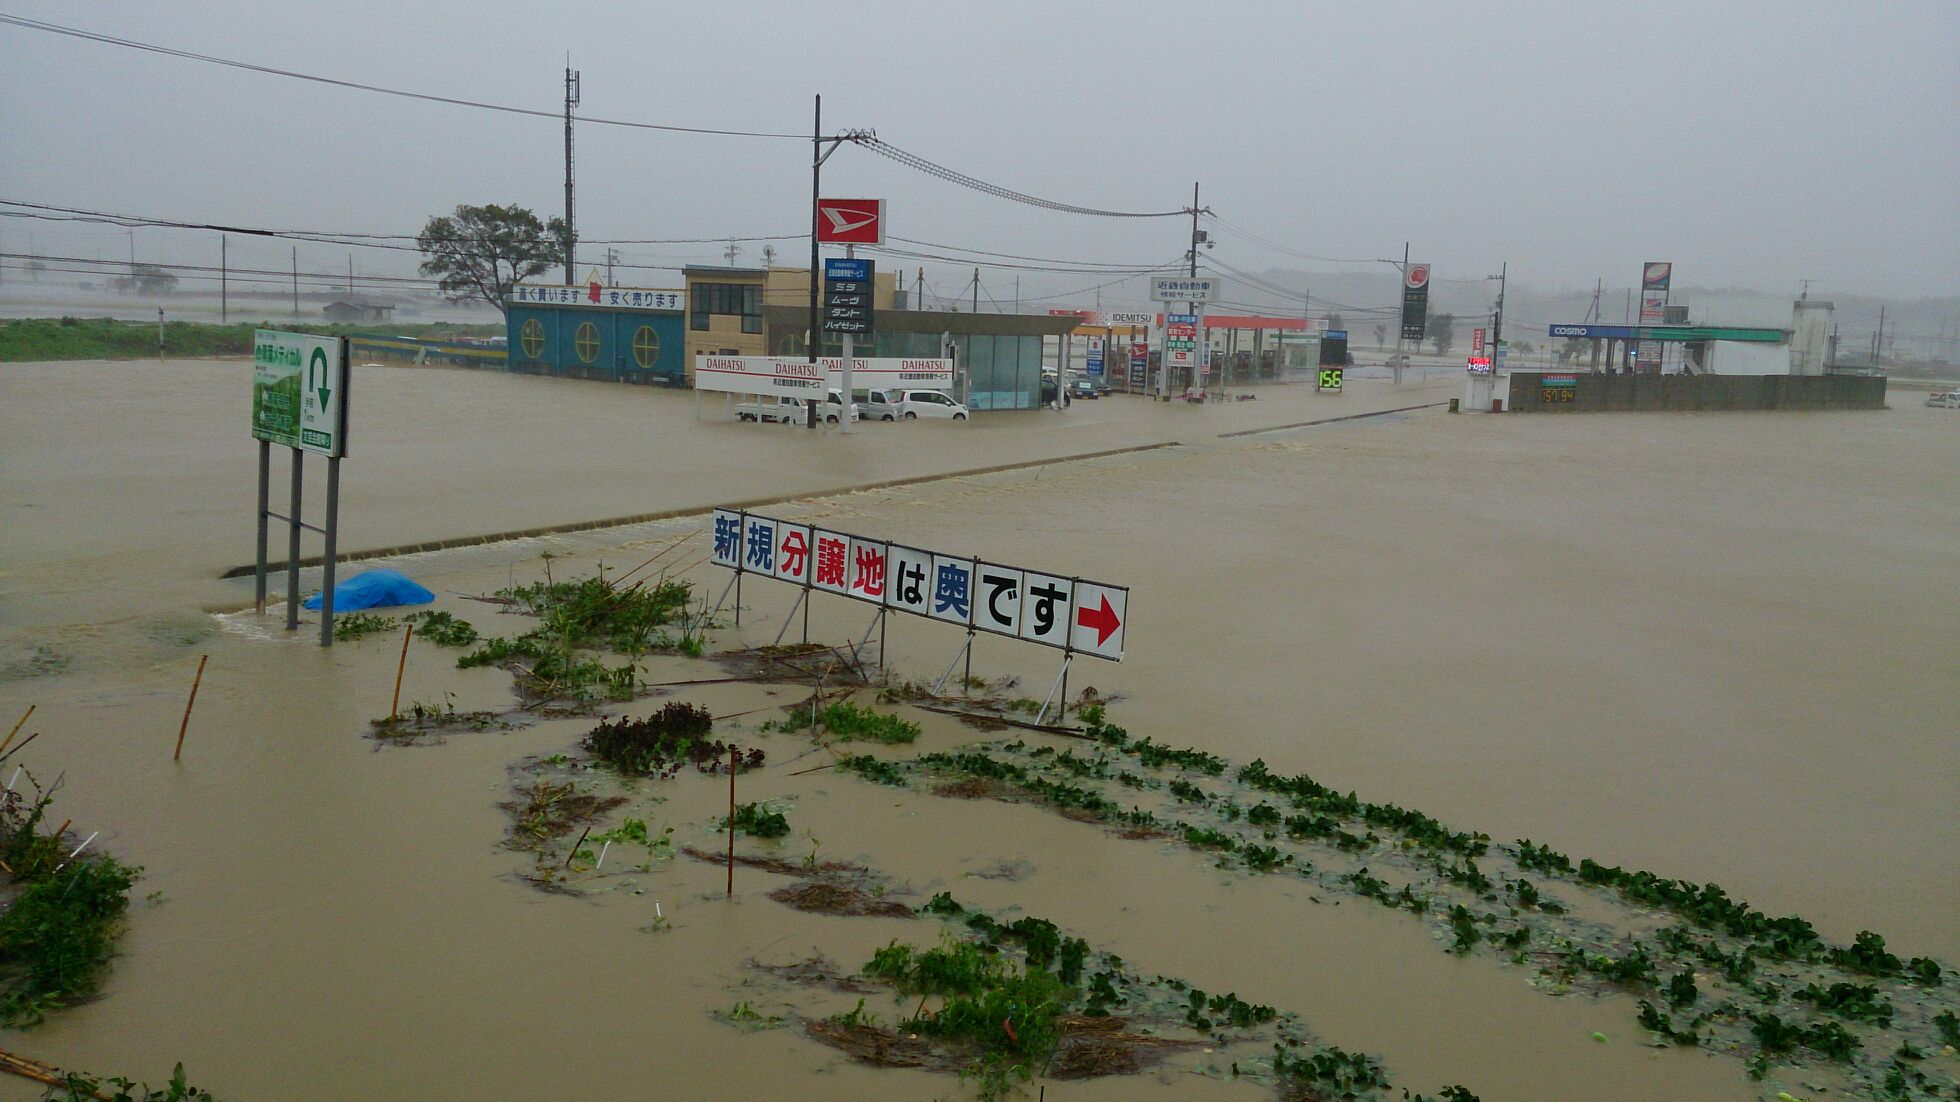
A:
[1069,581,1127,660]
[252,329,348,457]
[816,199,885,245]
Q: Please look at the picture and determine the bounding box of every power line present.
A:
[0,14,815,140]
[854,136,1187,219]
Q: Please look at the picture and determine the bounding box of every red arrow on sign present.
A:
[1076,594,1121,646]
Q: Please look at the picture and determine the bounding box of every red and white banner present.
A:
[693,355,949,398]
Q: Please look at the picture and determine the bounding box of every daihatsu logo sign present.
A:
[816,199,885,245]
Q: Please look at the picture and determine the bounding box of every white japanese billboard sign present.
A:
[711,509,1128,661]
[694,356,952,399]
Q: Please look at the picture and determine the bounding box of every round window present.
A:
[519,318,544,359]
[573,321,600,364]
[632,325,660,370]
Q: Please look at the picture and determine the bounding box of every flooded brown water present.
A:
[2,358,1955,1099]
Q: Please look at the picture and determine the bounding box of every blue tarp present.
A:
[302,569,434,611]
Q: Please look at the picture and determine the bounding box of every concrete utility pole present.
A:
[971,268,979,313]
[1491,261,1508,370]
[723,241,740,266]
[563,64,581,284]
[291,246,299,317]
[220,235,228,324]
[1391,242,1408,383]
[605,248,619,285]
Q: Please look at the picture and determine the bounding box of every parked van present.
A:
[866,389,969,421]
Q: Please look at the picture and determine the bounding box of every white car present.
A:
[1925,388,1960,409]
[871,389,968,421]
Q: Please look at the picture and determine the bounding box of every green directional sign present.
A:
[253,330,347,457]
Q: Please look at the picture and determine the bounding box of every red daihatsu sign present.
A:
[816,199,885,245]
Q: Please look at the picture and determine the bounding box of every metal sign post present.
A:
[251,331,350,646]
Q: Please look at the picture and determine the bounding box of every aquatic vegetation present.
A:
[330,611,395,641]
[1270,1041,1389,1096]
[1750,1011,1861,1063]
[1636,1000,1702,1047]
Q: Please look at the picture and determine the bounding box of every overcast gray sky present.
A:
[2,0,1955,307]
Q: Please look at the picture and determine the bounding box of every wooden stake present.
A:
[726,746,737,898]
[390,624,414,720]
[563,825,592,869]
[0,705,32,756]
[173,655,207,762]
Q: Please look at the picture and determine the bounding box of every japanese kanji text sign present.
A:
[710,510,1127,661]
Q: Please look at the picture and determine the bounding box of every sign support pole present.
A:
[771,589,808,647]
[840,244,854,434]
[1034,653,1073,726]
[932,632,974,694]
[285,449,303,630]
[847,606,885,670]
[319,456,340,647]
[254,440,270,614]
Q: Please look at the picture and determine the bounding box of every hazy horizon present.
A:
[3,1,1956,318]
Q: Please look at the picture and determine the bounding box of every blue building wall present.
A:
[506,305,686,383]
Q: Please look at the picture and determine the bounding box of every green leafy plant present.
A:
[723,803,789,840]
[41,1062,216,1101]
[780,701,921,744]
[836,755,908,787]
[331,612,395,641]
[401,609,479,647]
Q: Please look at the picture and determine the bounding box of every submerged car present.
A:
[872,389,969,420]
[1925,388,1960,409]
[1068,376,1101,400]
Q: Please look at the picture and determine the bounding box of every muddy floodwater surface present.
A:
[1,359,1955,1100]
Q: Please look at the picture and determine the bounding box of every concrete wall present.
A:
[1505,372,1887,412]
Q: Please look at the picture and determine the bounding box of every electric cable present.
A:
[0,14,815,139]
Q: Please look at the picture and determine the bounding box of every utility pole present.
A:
[915,268,923,310]
[807,94,822,429]
[724,241,740,266]
[1491,262,1507,373]
[971,268,979,313]
[605,247,619,285]
[564,63,580,284]
[291,246,299,317]
[1391,242,1408,385]
[347,256,354,294]
[221,235,228,324]
[1188,182,1204,396]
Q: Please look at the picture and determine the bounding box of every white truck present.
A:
[734,391,859,424]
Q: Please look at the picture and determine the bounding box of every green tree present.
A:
[1429,313,1456,356]
[110,264,177,295]
[416,203,569,314]
[1324,312,1345,333]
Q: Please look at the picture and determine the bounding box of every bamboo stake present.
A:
[726,746,737,898]
[0,705,33,756]
[173,655,208,761]
[390,624,414,720]
[0,1048,104,1097]
[0,732,41,766]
